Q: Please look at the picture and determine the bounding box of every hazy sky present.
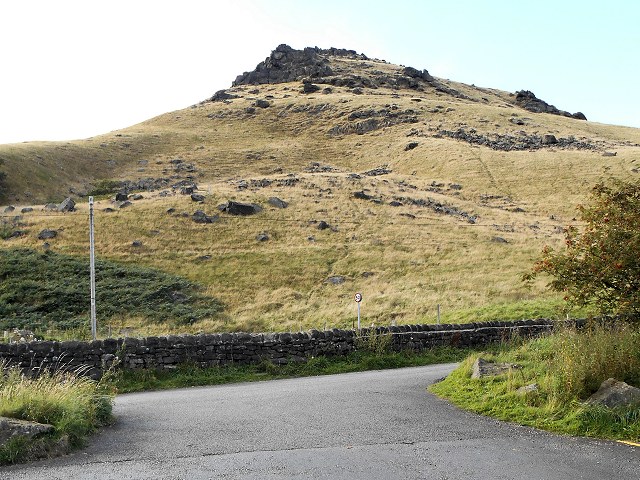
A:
[1,0,638,144]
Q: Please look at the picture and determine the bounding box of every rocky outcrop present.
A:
[436,128,597,151]
[515,90,587,120]
[231,44,453,97]
[233,44,339,86]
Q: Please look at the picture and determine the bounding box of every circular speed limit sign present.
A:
[354,292,362,303]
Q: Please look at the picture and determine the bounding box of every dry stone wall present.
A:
[0,320,568,378]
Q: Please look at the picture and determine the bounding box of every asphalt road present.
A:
[2,363,638,479]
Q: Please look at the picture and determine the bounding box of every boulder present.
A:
[317,220,331,230]
[192,210,219,224]
[218,201,263,216]
[58,197,76,212]
[21,207,34,213]
[585,378,640,408]
[255,99,271,109]
[210,89,239,102]
[191,193,205,202]
[471,357,520,379]
[3,205,15,213]
[0,417,54,447]
[542,134,558,145]
[491,236,509,244]
[256,232,269,242]
[405,142,419,151]
[37,229,57,240]
[118,201,132,209]
[353,191,373,200]
[302,82,321,94]
[115,192,129,202]
[267,197,288,209]
[131,194,144,201]
[326,276,346,285]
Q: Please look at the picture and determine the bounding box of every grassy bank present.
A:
[0,362,115,465]
[430,322,640,442]
[114,346,469,393]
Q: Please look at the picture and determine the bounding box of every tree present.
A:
[526,180,640,316]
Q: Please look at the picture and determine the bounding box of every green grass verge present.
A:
[114,346,469,393]
[430,322,640,442]
[0,362,115,465]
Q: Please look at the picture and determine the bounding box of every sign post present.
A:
[354,292,362,330]
[89,196,97,340]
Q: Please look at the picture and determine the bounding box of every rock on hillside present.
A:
[515,90,587,120]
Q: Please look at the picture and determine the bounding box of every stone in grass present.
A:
[193,210,219,224]
[491,236,509,244]
[585,378,640,408]
[58,197,76,212]
[191,193,205,202]
[326,276,346,285]
[471,357,520,379]
[218,201,263,216]
[37,229,58,240]
[256,232,270,242]
[0,417,54,447]
[516,383,539,395]
[267,197,288,209]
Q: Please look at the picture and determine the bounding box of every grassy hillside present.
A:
[1,47,639,335]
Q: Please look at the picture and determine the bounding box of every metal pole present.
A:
[89,196,97,340]
[357,302,361,330]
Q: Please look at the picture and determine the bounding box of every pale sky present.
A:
[1,0,638,144]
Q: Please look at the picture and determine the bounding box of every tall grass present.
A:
[431,322,640,441]
[0,361,114,464]
[550,321,640,402]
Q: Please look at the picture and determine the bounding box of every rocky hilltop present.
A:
[219,44,585,120]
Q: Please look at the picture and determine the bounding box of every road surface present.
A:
[2,363,638,479]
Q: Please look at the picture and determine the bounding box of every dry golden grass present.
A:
[1,53,639,334]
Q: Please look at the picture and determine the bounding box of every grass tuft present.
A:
[0,360,115,464]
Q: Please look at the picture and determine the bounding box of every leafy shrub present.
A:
[526,180,640,316]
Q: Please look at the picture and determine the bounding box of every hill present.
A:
[1,44,639,335]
